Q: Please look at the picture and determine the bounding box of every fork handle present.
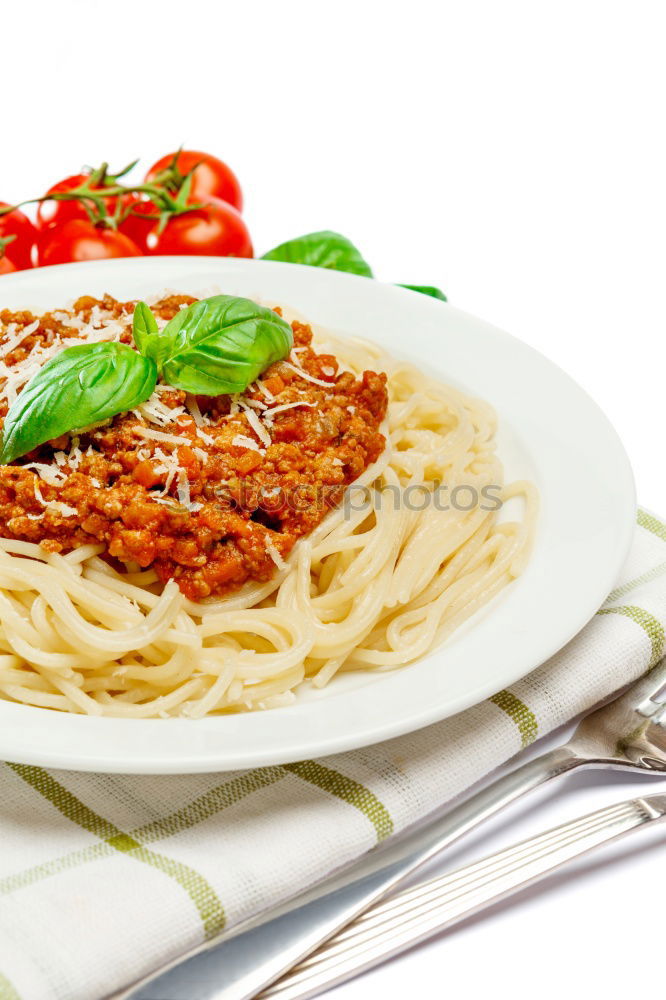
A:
[127,746,582,1000]
[264,794,666,1000]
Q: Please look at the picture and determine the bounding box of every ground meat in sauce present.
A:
[0,295,388,600]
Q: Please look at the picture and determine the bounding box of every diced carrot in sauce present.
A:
[133,460,162,489]
[262,375,285,395]
[236,450,263,475]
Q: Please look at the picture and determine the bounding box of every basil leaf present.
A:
[132,301,159,355]
[132,301,176,371]
[397,284,447,301]
[261,231,373,278]
[155,295,293,396]
[0,342,157,464]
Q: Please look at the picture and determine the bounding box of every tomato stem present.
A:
[0,159,208,231]
[0,234,17,256]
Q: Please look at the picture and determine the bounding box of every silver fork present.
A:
[262,792,666,1000]
[126,659,666,1000]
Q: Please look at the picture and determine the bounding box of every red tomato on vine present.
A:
[0,203,37,270]
[121,196,253,257]
[145,150,243,211]
[37,220,142,266]
[0,253,17,275]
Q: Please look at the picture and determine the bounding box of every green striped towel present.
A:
[1,508,665,1000]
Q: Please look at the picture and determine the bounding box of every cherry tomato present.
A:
[0,203,37,270]
[120,196,253,258]
[36,174,129,231]
[37,220,142,266]
[0,254,17,276]
[145,151,243,211]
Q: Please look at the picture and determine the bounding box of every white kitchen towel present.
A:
[0,507,665,1000]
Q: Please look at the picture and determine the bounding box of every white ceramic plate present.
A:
[0,257,635,773]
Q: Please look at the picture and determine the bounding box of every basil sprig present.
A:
[261,231,446,301]
[0,343,157,465]
[0,295,293,464]
[261,231,374,278]
[137,295,293,395]
[132,300,159,355]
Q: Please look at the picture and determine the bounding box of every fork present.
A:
[262,791,666,1000]
[126,658,666,1000]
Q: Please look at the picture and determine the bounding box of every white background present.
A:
[4,1,666,997]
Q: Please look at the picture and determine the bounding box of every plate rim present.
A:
[0,256,636,772]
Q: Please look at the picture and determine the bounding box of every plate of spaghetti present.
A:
[0,257,634,772]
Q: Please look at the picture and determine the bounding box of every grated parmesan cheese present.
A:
[239,402,272,448]
[0,320,39,356]
[181,396,215,445]
[184,395,209,426]
[48,502,78,518]
[151,447,180,493]
[262,401,316,419]
[176,469,191,508]
[64,443,83,469]
[185,396,215,444]
[264,535,287,571]
[173,468,203,512]
[31,479,77,517]
[255,379,275,402]
[22,463,67,487]
[33,481,48,507]
[151,496,180,508]
[232,434,263,452]
[282,361,332,387]
[134,393,186,427]
[133,426,187,448]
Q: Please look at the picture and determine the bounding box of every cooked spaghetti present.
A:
[0,295,537,717]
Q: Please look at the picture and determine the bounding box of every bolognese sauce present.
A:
[0,296,387,600]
